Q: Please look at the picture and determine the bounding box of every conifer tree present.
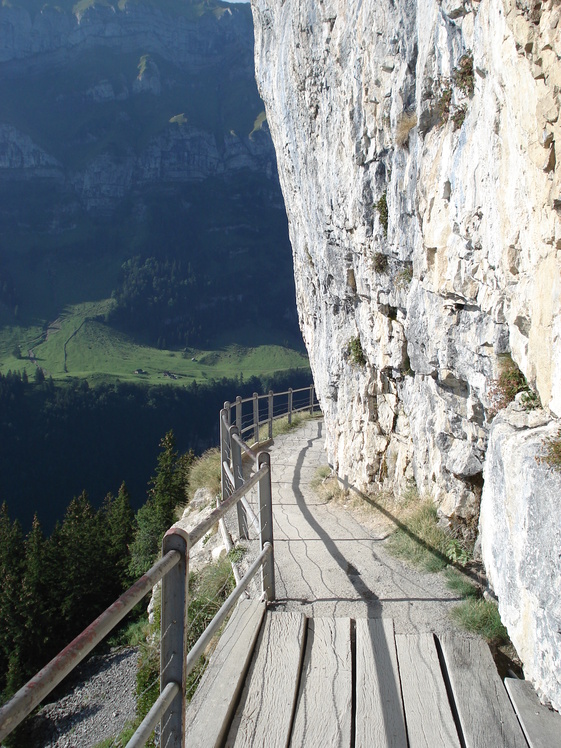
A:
[129,431,192,576]
[18,515,56,682]
[56,492,105,639]
[0,503,24,699]
[101,482,134,596]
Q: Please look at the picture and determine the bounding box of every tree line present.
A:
[0,368,312,533]
[107,252,300,349]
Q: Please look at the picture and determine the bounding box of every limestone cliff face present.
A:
[252,0,561,709]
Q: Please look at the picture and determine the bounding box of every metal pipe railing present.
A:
[0,550,181,742]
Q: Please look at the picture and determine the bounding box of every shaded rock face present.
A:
[252,0,561,708]
[0,2,276,215]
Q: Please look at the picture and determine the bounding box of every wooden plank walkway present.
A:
[185,605,539,748]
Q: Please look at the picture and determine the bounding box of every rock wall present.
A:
[251,0,561,708]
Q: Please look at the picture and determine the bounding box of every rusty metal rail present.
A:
[0,550,181,742]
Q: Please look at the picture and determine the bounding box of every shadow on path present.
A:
[274,420,382,618]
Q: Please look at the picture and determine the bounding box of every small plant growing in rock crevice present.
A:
[487,355,530,418]
[347,336,367,366]
[454,52,475,96]
[451,104,467,130]
[375,192,388,236]
[436,52,474,128]
[373,252,389,273]
[437,87,453,123]
[395,265,413,289]
[539,428,561,472]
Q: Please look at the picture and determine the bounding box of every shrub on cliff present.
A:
[487,355,532,418]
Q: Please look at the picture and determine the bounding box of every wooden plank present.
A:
[290,618,352,748]
[439,634,528,748]
[505,678,561,748]
[184,598,266,747]
[355,618,408,748]
[226,611,306,748]
[395,633,461,748]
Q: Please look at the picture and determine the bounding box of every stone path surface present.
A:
[267,418,460,633]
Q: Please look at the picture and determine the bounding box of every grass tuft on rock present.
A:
[186,448,222,502]
[444,567,481,598]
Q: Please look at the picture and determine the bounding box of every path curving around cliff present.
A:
[269,417,462,633]
[20,417,464,747]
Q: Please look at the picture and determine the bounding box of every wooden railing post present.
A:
[288,388,293,425]
[235,395,242,431]
[220,409,229,504]
[253,392,259,444]
[230,425,248,540]
[161,529,189,748]
[309,384,315,414]
[224,401,231,426]
[257,451,275,601]
[268,390,274,439]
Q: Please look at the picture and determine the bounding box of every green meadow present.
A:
[1,301,308,385]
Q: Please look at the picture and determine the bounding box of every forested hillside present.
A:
[0,0,303,377]
[0,368,312,532]
[0,428,191,721]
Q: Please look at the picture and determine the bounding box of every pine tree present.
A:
[56,492,105,640]
[101,482,134,596]
[18,515,56,682]
[129,431,192,576]
[0,503,24,699]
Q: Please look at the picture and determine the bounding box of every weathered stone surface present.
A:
[480,405,561,711]
[252,0,561,707]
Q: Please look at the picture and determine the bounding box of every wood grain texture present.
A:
[395,633,461,748]
[355,618,408,748]
[505,678,561,748]
[439,634,528,748]
[226,611,306,748]
[290,618,352,747]
[184,598,266,747]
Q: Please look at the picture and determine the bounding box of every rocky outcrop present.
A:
[252,0,561,708]
[480,401,561,710]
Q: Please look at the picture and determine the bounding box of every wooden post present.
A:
[220,409,229,504]
[288,388,293,425]
[268,391,274,439]
[161,529,189,748]
[224,401,231,426]
[309,384,315,415]
[235,396,242,431]
[257,452,275,601]
[230,425,248,540]
[253,392,259,444]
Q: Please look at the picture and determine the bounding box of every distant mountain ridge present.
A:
[0,0,244,67]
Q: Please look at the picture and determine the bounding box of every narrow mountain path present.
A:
[268,418,461,633]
